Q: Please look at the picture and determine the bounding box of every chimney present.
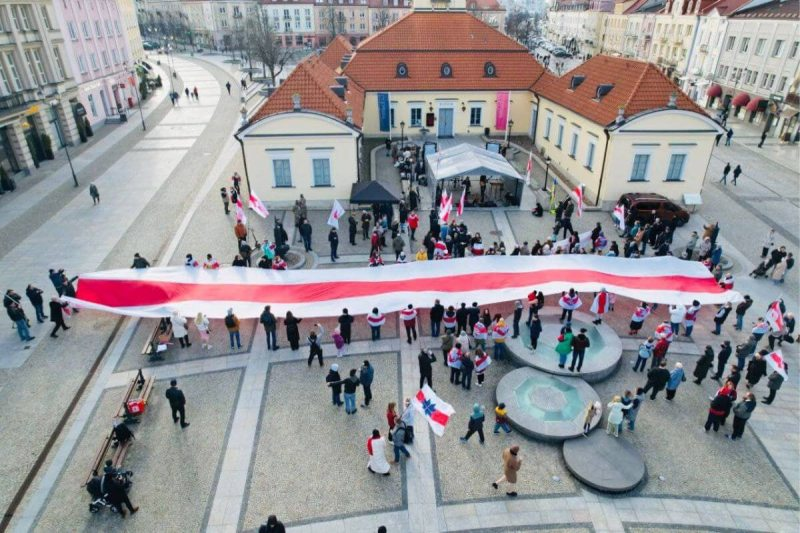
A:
[615,106,625,125]
[335,76,348,89]
[292,93,301,111]
[330,85,346,99]
[345,108,353,124]
[667,91,678,108]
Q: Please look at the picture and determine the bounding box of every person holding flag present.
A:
[571,185,584,218]
[762,351,788,404]
[590,288,612,325]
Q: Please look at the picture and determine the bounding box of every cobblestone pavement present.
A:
[0,57,798,533]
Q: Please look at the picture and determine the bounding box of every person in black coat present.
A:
[745,351,768,388]
[429,300,444,338]
[693,345,715,384]
[259,305,278,351]
[455,303,469,335]
[299,219,313,252]
[284,311,302,350]
[25,284,46,323]
[325,364,343,406]
[165,379,189,428]
[338,309,354,344]
[529,312,542,351]
[347,215,358,245]
[643,361,670,399]
[328,228,339,262]
[468,302,480,333]
[512,300,524,338]
[460,353,475,390]
[259,515,286,533]
[712,340,732,380]
[103,471,139,517]
[48,297,70,338]
[418,349,436,389]
[274,221,288,248]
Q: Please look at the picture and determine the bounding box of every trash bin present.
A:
[484,127,490,137]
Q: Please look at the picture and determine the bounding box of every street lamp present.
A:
[126,63,146,131]
[400,121,405,151]
[541,156,552,192]
[48,95,78,187]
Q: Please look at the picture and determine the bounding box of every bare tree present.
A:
[245,12,293,86]
[505,9,532,45]
[373,9,391,31]
[320,6,347,40]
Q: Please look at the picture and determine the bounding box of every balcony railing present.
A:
[0,92,29,112]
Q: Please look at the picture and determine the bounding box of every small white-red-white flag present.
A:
[439,191,452,223]
[572,185,584,218]
[248,190,269,218]
[235,198,247,224]
[327,199,345,228]
[457,187,465,217]
[613,203,626,232]
[525,151,533,185]
[766,350,787,379]
[766,300,785,332]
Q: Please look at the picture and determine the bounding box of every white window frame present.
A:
[629,152,651,182]
[101,50,109,68]
[585,137,596,171]
[111,48,119,65]
[269,151,293,188]
[53,47,66,79]
[311,156,332,187]
[469,105,482,126]
[772,40,784,57]
[409,105,422,127]
[739,37,749,53]
[68,21,77,40]
[755,38,766,56]
[568,127,579,158]
[543,112,552,140]
[555,118,565,149]
[77,54,87,74]
[19,5,31,30]
[82,20,90,39]
[0,66,11,94]
[90,53,99,71]
[725,36,735,51]
[40,5,52,30]
[10,6,20,30]
[23,50,37,85]
[95,20,102,38]
[32,49,47,84]
[665,153,687,182]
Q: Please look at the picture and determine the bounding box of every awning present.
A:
[746,97,765,112]
[349,180,400,204]
[731,92,750,107]
[706,84,722,98]
[424,143,524,182]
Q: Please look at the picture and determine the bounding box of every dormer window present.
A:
[484,62,496,78]
[396,62,408,78]
[594,83,614,100]
[569,75,585,90]
[440,62,452,78]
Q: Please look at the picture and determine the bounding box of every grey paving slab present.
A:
[563,430,646,493]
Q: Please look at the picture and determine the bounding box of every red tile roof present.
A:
[344,11,545,90]
[250,54,364,128]
[318,35,352,72]
[532,55,707,126]
[699,0,751,15]
[731,0,799,19]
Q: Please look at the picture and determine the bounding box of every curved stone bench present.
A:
[496,367,601,442]
[562,429,646,493]
[505,308,622,383]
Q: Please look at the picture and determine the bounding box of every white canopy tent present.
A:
[424,143,524,182]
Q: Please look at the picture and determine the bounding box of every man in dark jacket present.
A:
[734,295,752,331]
[325,364,343,406]
[418,349,436,389]
[130,253,150,269]
[348,215,358,245]
[103,471,139,517]
[25,284,46,323]
[328,228,339,262]
[712,340,732,380]
[468,302,480,333]
[299,218,313,252]
[643,360,670,399]
[274,221,288,248]
[328,369,360,414]
[460,353,474,390]
[569,328,591,372]
[259,305,278,351]
[48,297,70,338]
[360,360,374,407]
[455,303,469,335]
[338,309,354,344]
[429,300,444,338]
[165,379,189,428]
[762,366,786,404]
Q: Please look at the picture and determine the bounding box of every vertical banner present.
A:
[378,92,391,132]
[495,91,510,131]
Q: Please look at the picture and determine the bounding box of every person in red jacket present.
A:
[651,337,669,369]
[407,210,419,240]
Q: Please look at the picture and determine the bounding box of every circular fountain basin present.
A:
[496,367,601,441]
[506,308,622,383]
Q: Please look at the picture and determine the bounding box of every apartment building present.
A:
[0,1,80,175]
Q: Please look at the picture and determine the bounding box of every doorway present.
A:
[438,108,453,138]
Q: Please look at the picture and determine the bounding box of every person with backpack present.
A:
[224,308,241,350]
[391,420,412,463]
[259,305,278,351]
[460,404,486,444]
[307,324,325,367]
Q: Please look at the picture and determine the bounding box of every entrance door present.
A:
[438,108,453,138]
[100,89,110,116]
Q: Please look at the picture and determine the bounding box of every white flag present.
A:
[525,151,532,185]
[411,385,455,437]
[572,185,584,218]
[327,199,345,228]
[248,190,269,218]
[235,198,247,224]
[766,351,787,379]
[457,187,465,217]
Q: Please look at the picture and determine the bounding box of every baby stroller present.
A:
[86,468,134,514]
[750,260,770,278]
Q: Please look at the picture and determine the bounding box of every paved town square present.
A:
[0,1,798,532]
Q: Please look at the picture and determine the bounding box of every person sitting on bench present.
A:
[111,419,135,448]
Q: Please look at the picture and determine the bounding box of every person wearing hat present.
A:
[492,445,522,497]
[326,364,343,406]
[460,404,486,444]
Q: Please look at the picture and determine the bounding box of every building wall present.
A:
[118,0,144,61]
[262,0,317,48]
[646,13,697,80]
[684,11,726,103]
[240,112,360,203]
[53,0,135,125]
[360,90,534,139]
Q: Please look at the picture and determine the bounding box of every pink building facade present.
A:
[52,0,134,126]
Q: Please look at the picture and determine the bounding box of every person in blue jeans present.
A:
[392,421,411,463]
[493,403,512,434]
[329,368,361,414]
[9,304,34,342]
[734,296,752,331]
[225,309,242,349]
[325,364,343,406]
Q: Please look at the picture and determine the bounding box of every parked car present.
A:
[615,193,690,228]
[552,48,572,58]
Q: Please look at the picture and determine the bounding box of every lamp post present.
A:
[541,156,552,192]
[48,96,78,187]
[400,121,405,151]
[126,63,146,131]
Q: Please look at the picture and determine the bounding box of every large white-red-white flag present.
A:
[412,385,455,437]
[766,351,787,378]
[248,190,269,218]
[235,198,247,224]
[327,199,345,228]
[766,300,785,332]
[457,187,466,217]
[525,151,533,185]
[572,185,584,218]
[613,203,626,232]
[439,191,452,223]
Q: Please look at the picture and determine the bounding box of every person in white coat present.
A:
[606,396,631,437]
[669,304,686,335]
[172,312,191,348]
[367,429,391,475]
[194,312,211,350]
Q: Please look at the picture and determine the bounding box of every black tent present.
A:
[349,180,401,204]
